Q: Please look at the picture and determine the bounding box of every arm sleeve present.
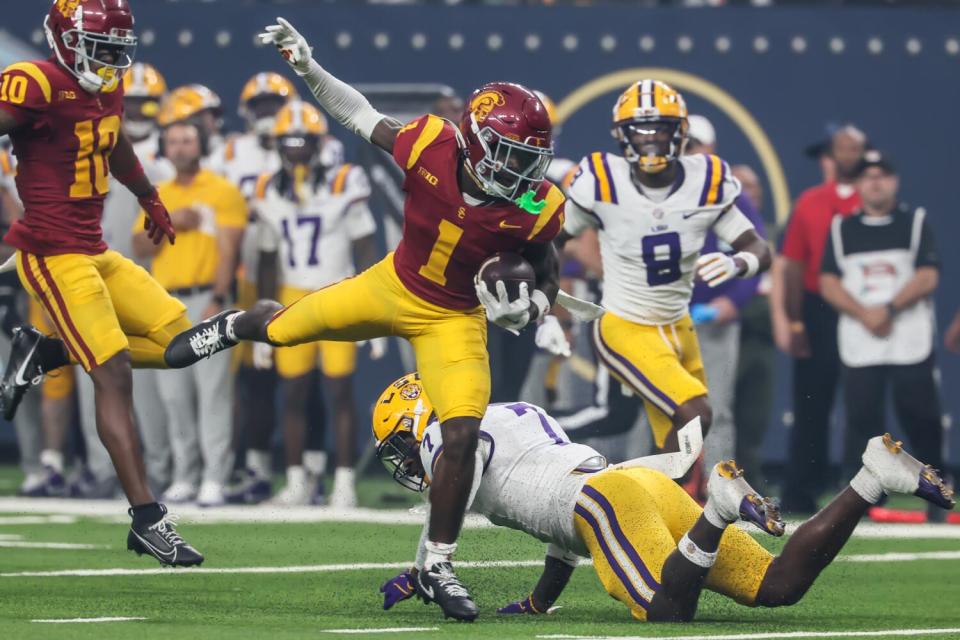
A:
[915,210,940,269]
[0,63,51,124]
[820,219,841,276]
[711,205,756,246]
[298,59,385,142]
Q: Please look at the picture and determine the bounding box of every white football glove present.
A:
[252,342,274,370]
[259,17,312,74]
[696,252,740,288]
[475,280,531,333]
[535,315,572,358]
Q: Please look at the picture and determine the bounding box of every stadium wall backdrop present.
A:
[4,4,957,466]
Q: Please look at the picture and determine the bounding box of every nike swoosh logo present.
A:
[419,581,435,600]
[13,341,39,387]
[132,531,177,561]
[499,221,522,230]
[682,211,709,219]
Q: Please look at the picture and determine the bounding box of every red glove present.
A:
[139,189,175,245]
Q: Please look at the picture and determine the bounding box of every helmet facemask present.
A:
[467,113,553,201]
[246,94,289,137]
[45,15,136,94]
[615,118,687,174]
[278,134,323,199]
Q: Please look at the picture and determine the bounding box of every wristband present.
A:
[734,251,760,278]
[531,289,550,322]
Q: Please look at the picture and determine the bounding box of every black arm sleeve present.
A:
[915,215,940,269]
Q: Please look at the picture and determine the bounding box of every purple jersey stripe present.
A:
[574,503,650,610]
[587,154,602,202]
[600,153,619,204]
[698,154,714,206]
[594,322,678,411]
[430,444,445,474]
[581,485,662,589]
[716,159,726,204]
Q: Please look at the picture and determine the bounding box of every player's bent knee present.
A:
[89,351,133,395]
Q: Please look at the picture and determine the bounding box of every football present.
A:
[477,252,536,302]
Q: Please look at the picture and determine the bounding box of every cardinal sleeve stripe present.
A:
[4,63,51,103]
[406,115,445,170]
[527,184,565,240]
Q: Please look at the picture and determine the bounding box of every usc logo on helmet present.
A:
[470,90,505,124]
[55,0,82,18]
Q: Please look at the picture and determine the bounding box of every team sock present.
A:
[304,451,328,477]
[246,449,271,480]
[130,502,165,528]
[39,449,64,474]
[702,497,733,529]
[38,335,70,371]
[678,532,718,568]
[850,466,885,504]
[423,540,457,569]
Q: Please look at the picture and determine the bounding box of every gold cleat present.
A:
[882,433,903,454]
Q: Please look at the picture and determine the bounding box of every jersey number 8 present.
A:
[642,232,682,286]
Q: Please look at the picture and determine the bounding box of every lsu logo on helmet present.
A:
[470,90,505,124]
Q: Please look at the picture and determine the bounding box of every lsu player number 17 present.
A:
[0,0,202,566]
[165,16,566,621]
[558,80,772,460]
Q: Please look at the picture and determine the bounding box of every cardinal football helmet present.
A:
[611,79,689,174]
[372,373,435,492]
[239,72,298,136]
[460,82,554,201]
[45,0,137,94]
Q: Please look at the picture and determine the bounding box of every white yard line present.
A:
[32,616,146,624]
[0,498,958,539]
[536,628,960,640]
[321,627,439,634]
[0,540,108,550]
[3,551,959,579]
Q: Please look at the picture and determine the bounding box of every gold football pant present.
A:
[593,312,708,448]
[17,250,189,371]
[267,254,489,421]
[575,467,773,621]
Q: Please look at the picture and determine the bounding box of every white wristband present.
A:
[531,289,551,322]
[734,251,760,278]
[678,533,718,568]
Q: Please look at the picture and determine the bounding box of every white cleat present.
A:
[196,481,226,508]
[328,482,358,510]
[707,460,785,537]
[268,479,314,506]
[862,434,955,510]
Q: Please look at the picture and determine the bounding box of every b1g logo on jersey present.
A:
[470,90,505,123]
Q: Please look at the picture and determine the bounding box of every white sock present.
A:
[303,451,328,476]
[286,465,307,487]
[333,467,355,489]
[850,466,885,504]
[702,498,733,529]
[246,449,271,479]
[423,540,457,569]
[40,449,64,474]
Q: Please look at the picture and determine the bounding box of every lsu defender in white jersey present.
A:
[560,80,771,452]
[373,375,954,622]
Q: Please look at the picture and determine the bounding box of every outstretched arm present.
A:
[498,545,578,615]
[260,18,401,153]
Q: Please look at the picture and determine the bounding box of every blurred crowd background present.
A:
[0,0,957,514]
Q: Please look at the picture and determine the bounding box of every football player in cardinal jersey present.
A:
[558,80,772,461]
[0,0,201,566]
[374,374,953,622]
[165,17,565,619]
[247,100,384,508]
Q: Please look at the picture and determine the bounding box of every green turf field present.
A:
[2,502,960,640]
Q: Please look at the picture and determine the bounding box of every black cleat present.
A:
[164,310,240,369]
[127,504,204,567]
[0,326,46,420]
[415,561,479,622]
